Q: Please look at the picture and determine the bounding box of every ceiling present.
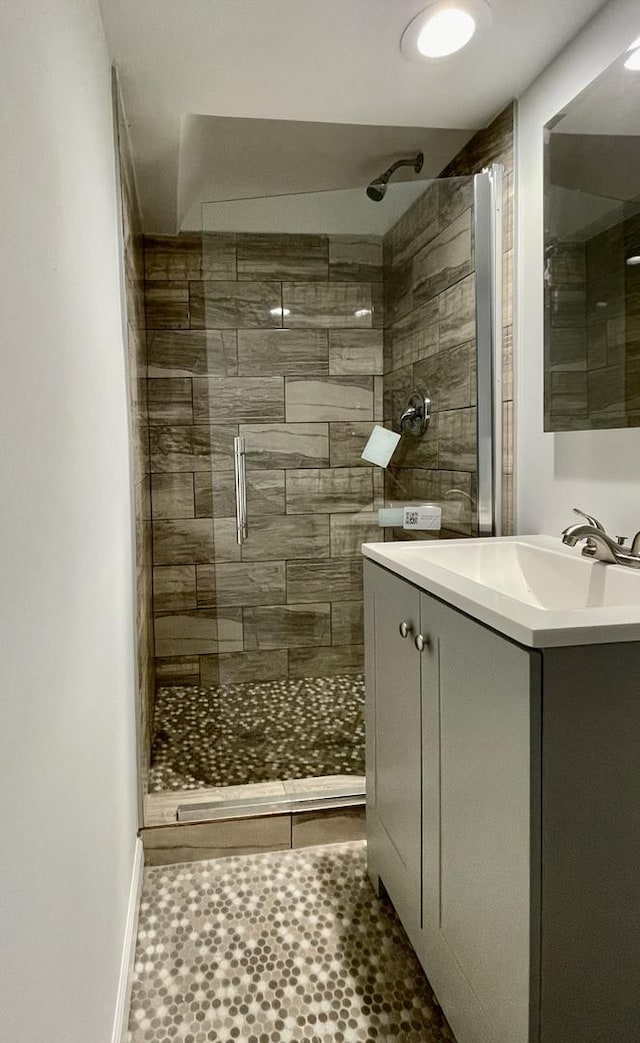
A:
[100,0,609,232]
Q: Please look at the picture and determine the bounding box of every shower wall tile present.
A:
[328,330,383,375]
[243,603,331,650]
[439,274,476,351]
[329,513,379,556]
[150,426,212,473]
[328,422,376,467]
[217,650,289,685]
[237,234,328,281]
[213,518,241,562]
[331,601,365,646]
[192,376,285,423]
[438,407,477,472]
[288,644,364,678]
[155,655,201,686]
[145,281,190,329]
[147,330,238,378]
[285,376,373,422]
[143,231,390,686]
[147,378,193,425]
[285,468,373,515]
[151,473,195,519]
[240,423,329,470]
[391,184,440,267]
[189,280,283,329]
[282,283,373,328]
[329,236,383,282]
[197,561,286,609]
[413,208,473,304]
[154,608,243,657]
[413,341,474,413]
[145,232,236,281]
[152,518,215,565]
[237,329,329,376]
[390,298,439,370]
[153,565,197,612]
[240,514,330,562]
[286,558,363,603]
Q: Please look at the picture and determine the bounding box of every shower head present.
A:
[366,152,424,202]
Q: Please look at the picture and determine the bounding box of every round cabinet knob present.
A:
[415,633,429,652]
[399,621,413,639]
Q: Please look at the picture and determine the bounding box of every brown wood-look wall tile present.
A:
[198,561,286,609]
[144,233,202,281]
[145,282,190,329]
[331,601,364,646]
[391,298,439,370]
[147,378,193,425]
[237,234,328,281]
[438,408,477,471]
[189,281,283,329]
[152,518,215,565]
[155,655,201,686]
[240,515,330,562]
[153,565,197,612]
[413,209,473,305]
[156,606,244,656]
[240,423,329,470]
[328,422,376,467]
[200,233,238,280]
[329,236,383,282]
[213,518,241,562]
[282,283,372,328]
[328,330,383,375]
[286,558,363,603]
[413,341,473,413]
[149,426,212,473]
[237,329,329,376]
[243,603,331,650]
[329,513,379,556]
[439,274,476,351]
[217,650,288,685]
[391,184,440,267]
[147,330,238,378]
[151,473,195,519]
[192,376,285,424]
[285,376,373,422]
[287,644,364,678]
[285,468,373,514]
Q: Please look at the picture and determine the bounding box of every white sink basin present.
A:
[362,535,640,647]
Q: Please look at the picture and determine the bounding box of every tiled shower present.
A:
[131,104,515,803]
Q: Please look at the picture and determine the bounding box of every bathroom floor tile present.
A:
[149,674,365,791]
[127,841,455,1042]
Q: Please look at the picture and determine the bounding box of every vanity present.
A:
[363,535,640,1043]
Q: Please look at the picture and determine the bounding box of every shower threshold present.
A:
[177,781,365,824]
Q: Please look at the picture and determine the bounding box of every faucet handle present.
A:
[572,507,605,532]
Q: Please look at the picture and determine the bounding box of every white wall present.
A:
[0,1,140,1041]
[516,0,640,536]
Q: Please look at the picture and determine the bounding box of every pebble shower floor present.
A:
[127,840,455,1043]
[149,674,366,791]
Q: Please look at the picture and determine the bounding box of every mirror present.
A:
[544,41,640,430]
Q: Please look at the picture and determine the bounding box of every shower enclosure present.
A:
[144,168,504,818]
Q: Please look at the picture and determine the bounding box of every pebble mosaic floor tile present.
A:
[150,675,365,792]
[127,840,456,1043]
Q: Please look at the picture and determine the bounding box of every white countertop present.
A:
[362,535,640,648]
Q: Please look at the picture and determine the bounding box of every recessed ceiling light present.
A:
[628,34,640,50]
[624,47,640,71]
[401,1,491,63]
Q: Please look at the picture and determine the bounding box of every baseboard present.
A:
[111,837,144,1043]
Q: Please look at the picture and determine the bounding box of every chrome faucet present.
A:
[561,508,640,568]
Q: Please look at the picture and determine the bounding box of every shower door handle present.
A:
[233,436,248,544]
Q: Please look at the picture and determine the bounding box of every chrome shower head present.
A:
[366,152,424,203]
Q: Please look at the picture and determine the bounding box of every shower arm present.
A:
[380,155,423,180]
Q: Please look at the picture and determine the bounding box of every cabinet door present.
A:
[421,592,538,1043]
[365,562,422,931]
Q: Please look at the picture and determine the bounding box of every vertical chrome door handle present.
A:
[233,435,247,544]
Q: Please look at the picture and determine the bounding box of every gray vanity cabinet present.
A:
[366,558,640,1043]
[365,559,537,1043]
